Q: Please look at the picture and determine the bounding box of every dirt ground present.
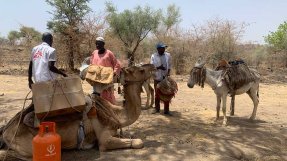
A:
[0,74,286,161]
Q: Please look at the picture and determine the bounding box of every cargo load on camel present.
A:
[32,76,86,120]
[80,64,116,94]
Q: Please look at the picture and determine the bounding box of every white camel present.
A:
[187,58,260,125]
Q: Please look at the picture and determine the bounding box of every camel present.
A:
[0,64,155,160]
[187,57,260,125]
[134,63,154,109]
[80,58,154,109]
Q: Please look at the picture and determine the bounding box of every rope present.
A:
[92,97,121,129]
[2,90,32,161]
[40,78,82,121]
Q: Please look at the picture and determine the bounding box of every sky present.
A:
[0,0,286,44]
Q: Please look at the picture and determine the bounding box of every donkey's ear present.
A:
[197,56,202,63]
[195,56,206,67]
[125,67,135,73]
[122,67,129,73]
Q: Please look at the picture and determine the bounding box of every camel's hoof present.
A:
[214,117,219,122]
[222,120,227,126]
[131,139,144,149]
[99,146,107,151]
[249,117,255,121]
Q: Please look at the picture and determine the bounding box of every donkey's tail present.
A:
[257,84,259,99]
[0,125,6,149]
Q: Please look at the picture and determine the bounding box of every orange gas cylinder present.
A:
[33,122,61,161]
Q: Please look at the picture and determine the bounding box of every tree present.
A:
[46,0,91,70]
[265,21,287,51]
[265,21,287,67]
[186,18,247,67]
[19,26,41,48]
[7,26,41,47]
[8,30,21,45]
[153,4,181,40]
[80,12,107,55]
[106,2,161,66]
[152,4,182,73]
[0,36,8,45]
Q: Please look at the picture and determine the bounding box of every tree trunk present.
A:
[127,52,134,67]
[68,36,74,70]
[68,50,74,70]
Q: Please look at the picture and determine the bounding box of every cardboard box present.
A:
[32,76,86,120]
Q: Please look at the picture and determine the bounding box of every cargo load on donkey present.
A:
[216,59,257,94]
[32,76,86,120]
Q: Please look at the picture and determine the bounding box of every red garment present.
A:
[90,49,121,104]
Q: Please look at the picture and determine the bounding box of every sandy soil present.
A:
[0,75,286,161]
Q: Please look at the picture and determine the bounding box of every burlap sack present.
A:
[85,65,114,85]
[156,77,178,102]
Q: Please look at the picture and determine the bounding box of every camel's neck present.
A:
[121,82,142,126]
[205,68,223,89]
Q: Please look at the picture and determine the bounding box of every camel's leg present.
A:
[143,82,150,108]
[149,84,154,108]
[90,118,143,151]
[102,137,143,151]
[230,95,235,116]
[216,95,221,120]
[2,126,34,159]
[222,95,228,125]
[247,89,259,120]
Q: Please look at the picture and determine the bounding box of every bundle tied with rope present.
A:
[222,62,256,92]
[85,65,114,85]
[156,77,178,103]
[32,76,86,120]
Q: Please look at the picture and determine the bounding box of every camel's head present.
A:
[120,64,155,85]
[187,57,206,88]
[79,57,91,80]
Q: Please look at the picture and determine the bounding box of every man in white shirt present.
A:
[150,42,172,115]
[28,32,67,88]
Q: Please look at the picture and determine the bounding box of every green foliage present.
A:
[265,21,287,51]
[19,26,41,43]
[106,3,161,65]
[46,0,91,32]
[46,0,91,70]
[162,4,181,31]
[8,30,21,43]
[0,36,7,43]
[7,26,41,45]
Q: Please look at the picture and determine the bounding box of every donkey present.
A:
[187,57,260,125]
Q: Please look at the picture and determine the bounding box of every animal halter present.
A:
[191,66,206,88]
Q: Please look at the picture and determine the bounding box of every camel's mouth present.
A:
[187,83,194,88]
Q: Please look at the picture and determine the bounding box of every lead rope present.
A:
[41,73,82,121]
[2,90,32,161]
